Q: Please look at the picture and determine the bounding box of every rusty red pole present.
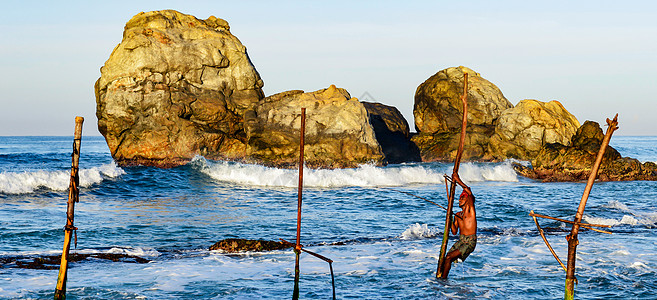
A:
[293,108,306,300]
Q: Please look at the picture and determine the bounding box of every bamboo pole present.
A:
[531,210,567,272]
[529,212,612,234]
[55,116,84,300]
[564,114,618,300]
[437,73,468,278]
[293,108,306,300]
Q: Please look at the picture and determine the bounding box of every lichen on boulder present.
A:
[244,85,385,168]
[412,66,513,161]
[95,10,264,168]
[488,99,581,160]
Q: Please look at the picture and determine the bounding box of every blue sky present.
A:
[1,0,655,136]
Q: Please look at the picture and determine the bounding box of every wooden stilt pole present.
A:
[564,114,618,300]
[55,116,84,300]
[293,108,306,300]
[437,73,468,278]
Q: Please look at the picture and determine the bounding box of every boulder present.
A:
[209,239,291,252]
[488,100,580,160]
[515,120,657,181]
[362,102,421,164]
[412,66,513,161]
[95,10,264,167]
[244,85,385,168]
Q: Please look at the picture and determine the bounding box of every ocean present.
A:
[1,136,655,299]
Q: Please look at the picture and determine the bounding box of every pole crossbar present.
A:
[529,212,613,234]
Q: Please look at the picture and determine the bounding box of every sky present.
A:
[1,0,655,137]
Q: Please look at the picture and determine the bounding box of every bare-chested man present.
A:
[439,173,477,279]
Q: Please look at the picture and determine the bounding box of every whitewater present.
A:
[0,136,655,299]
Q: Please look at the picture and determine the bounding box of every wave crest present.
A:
[0,163,125,194]
[193,158,519,188]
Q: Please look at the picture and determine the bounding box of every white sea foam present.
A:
[602,200,630,211]
[583,213,657,226]
[194,157,519,188]
[459,161,519,182]
[400,223,439,240]
[0,163,125,194]
[107,246,161,257]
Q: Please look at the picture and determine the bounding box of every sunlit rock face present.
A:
[95,10,264,167]
[244,85,385,168]
[412,66,513,161]
[488,99,581,160]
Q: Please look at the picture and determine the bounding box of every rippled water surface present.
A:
[1,136,656,299]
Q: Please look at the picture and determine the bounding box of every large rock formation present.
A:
[244,85,385,168]
[488,99,580,160]
[95,10,264,167]
[412,66,513,161]
[515,120,657,181]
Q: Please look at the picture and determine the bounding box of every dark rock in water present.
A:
[515,121,657,181]
[210,239,291,252]
[362,102,421,164]
[1,253,150,269]
[412,66,513,161]
[95,10,264,168]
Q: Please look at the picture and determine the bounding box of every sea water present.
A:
[0,136,655,299]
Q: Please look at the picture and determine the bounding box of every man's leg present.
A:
[440,250,461,279]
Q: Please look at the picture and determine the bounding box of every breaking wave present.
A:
[400,223,439,240]
[0,163,125,194]
[192,157,519,188]
[583,213,657,227]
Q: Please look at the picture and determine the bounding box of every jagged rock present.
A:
[244,85,385,168]
[515,121,657,181]
[95,10,264,167]
[412,66,513,161]
[362,102,421,164]
[209,239,291,252]
[488,100,580,160]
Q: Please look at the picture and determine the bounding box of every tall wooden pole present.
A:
[55,116,84,300]
[437,73,468,278]
[293,108,306,300]
[564,114,618,300]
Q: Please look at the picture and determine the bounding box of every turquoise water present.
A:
[1,136,655,299]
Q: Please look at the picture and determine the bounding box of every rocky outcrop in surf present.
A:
[488,99,581,160]
[412,66,584,163]
[95,10,264,168]
[244,85,385,168]
[514,121,657,181]
[412,66,513,161]
[96,10,420,169]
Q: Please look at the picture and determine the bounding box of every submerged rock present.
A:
[489,99,580,160]
[412,66,513,161]
[209,239,291,252]
[95,10,264,167]
[244,85,385,168]
[515,121,657,181]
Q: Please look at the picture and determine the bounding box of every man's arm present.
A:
[451,212,461,235]
[452,173,471,194]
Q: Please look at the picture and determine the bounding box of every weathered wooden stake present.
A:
[437,73,468,278]
[55,116,84,300]
[564,114,618,300]
[293,108,306,300]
